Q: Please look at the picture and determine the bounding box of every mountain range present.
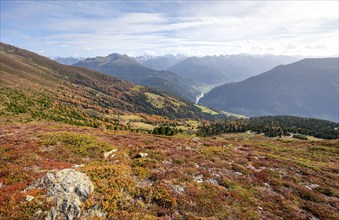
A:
[74,54,200,101]
[168,54,300,85]
[133,54,186,71]
[200,58,339,122]
[54,52,338,122]
[53,56,84,65]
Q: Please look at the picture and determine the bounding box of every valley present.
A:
[1,1,338,219]
[1,43,338,219]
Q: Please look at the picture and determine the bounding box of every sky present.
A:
[1,1,338,58]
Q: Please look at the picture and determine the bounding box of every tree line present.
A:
[197,116,339,139]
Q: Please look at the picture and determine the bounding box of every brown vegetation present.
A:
[0,122,338,219]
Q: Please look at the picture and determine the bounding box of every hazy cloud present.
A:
[1,1,337,57]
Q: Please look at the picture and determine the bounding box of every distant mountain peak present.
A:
[80,53,141,66]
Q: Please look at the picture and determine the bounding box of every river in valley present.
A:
[195,92,204,104]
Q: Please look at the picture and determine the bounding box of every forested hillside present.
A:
[197,116,339,139]
[200,58,339,122]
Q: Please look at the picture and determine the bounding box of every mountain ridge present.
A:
[74,53,200,101]
[168,54,300,85]
[200,57,339,122]
[134,54,186,70]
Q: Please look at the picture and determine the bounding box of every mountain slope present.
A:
[200,58,339,122]
[169,55,299,84]
[0,42,228,127]
[168,57,229,85]
[74,54,199,101]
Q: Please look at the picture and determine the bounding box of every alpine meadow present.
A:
[0,1,338,220]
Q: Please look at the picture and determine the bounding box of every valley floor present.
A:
[0,122,338,219]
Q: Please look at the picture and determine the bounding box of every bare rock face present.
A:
[29,169,94,220]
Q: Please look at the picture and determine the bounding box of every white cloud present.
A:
[1,1,337,57]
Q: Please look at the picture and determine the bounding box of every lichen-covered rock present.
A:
[84,205,105,218]
[29,169,94,220]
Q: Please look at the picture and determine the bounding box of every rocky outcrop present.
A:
[28,169,94,220]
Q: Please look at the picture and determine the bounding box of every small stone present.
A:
[235,172,243,176]
[134,152,148,158]
[170,184,185,194]
[206,178,218,185]
[25,195,34,202]
[192,137,200,142]
[72,164,85,169]
[308,184,320,189]
[0,182,3,189]
[104,149,118,159]
[193,174,203,183]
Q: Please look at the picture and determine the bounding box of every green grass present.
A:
[130,122,154,130]
[194,104,219,115]
[144,92,166,108]
[119,115,143,121]
[130,85,144,91]
[220,110,247,118]
[41,132,114,158]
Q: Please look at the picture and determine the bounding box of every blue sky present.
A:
[1,1,338,57]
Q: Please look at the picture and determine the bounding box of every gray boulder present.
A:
[29,169,94,220]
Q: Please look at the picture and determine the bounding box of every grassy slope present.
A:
[0,42,229,129]
[0,122,338,219]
